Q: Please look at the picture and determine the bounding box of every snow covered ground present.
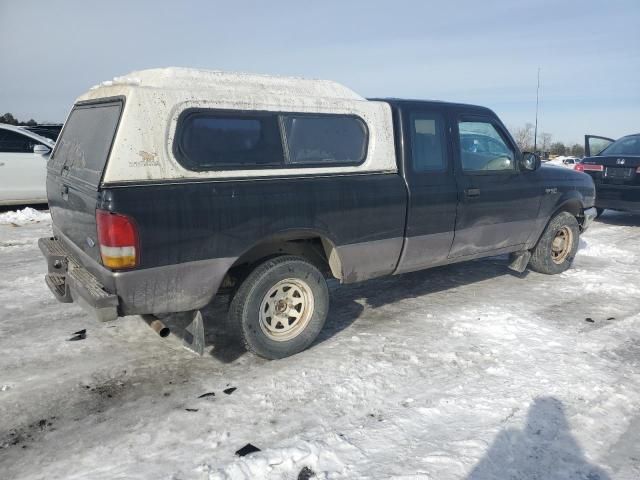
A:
[0,209,639,480]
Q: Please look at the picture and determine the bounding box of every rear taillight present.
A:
[578,164,604,172]
[637,166,640,173]
[96,209,139,269]
[574,163,584,172]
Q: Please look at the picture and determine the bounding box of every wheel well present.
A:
[220,235,343,292]
[556,200,581,217]
[554,200,587,230]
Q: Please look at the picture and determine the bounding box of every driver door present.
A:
[449,112,542,258]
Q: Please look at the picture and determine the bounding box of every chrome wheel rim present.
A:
[259,278,314,342]
[551,226,573,264]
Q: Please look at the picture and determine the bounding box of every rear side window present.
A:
[282,115,367,165]
[409,113,447,172]
[174,110,368,171]
[52,100,123,185]
[175,112,284,170]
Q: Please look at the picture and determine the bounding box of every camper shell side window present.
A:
[173,108,368,172]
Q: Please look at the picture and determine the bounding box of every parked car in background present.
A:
[548,156,581,168]
[0,123,54,205]
[39,68,596,360]
[577,133,640,216]
[20,124,63,142]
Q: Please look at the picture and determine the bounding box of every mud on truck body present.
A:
[40,68,596,359]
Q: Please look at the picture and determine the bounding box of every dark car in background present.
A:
[577,134,640,216]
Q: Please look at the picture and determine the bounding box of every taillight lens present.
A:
[636,166,640,173]
[96,209,139,269]
[574,163,584,172]
[579,164,604,172]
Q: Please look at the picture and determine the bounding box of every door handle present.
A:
[61,185,69,201]
[0,162,4,167]
[465,188,481,198]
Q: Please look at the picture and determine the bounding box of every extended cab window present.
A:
[282,115,367,165]
[176,112,284,170]
[459,121,515,172]
[410,113,446,171]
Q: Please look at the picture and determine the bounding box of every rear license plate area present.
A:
[604,167,634,184]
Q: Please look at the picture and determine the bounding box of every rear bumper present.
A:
[39,237,119,322]
[39,232,235,318]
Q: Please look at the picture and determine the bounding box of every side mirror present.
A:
[520,152,540,171]
[33,144,51,155]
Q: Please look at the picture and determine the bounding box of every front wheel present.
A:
[227,255,329,359]
[529,212,580,275]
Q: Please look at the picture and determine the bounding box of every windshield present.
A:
[600,135,640,156]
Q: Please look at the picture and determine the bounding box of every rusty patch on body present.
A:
[129,150,160,168]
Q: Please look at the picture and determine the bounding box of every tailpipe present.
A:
[142,315,170,338]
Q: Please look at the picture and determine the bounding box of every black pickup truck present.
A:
[578,134,640,215]
[39,68,596,359]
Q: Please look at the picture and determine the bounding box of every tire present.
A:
[529,212,580,275]
[596,208,605,218]
[227,255,329,359]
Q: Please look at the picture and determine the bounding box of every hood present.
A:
[539,163,586,180]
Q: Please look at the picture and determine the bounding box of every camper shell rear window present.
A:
[173,109,368,171]
[51,98,123,186]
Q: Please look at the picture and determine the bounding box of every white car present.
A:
[0,123,55,205]
[548,156,581,169]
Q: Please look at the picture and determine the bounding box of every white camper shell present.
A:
[73,67,397,184]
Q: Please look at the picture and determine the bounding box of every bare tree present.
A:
[570,143,585,157]
[512,123,535,152]
[550,142,567,156]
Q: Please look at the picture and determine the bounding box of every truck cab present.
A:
[381,99,556,272]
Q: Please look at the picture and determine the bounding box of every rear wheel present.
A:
[529,212,580,275]
[227,255,329,359]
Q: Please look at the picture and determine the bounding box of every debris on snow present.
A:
[67,329,87,341]
[198,392,215,398]
[297,466,315,479]
[223,387,237,395]
[1,209,640,479]
[235,443,261,457]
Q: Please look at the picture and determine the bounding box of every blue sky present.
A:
[1,0,638,144]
